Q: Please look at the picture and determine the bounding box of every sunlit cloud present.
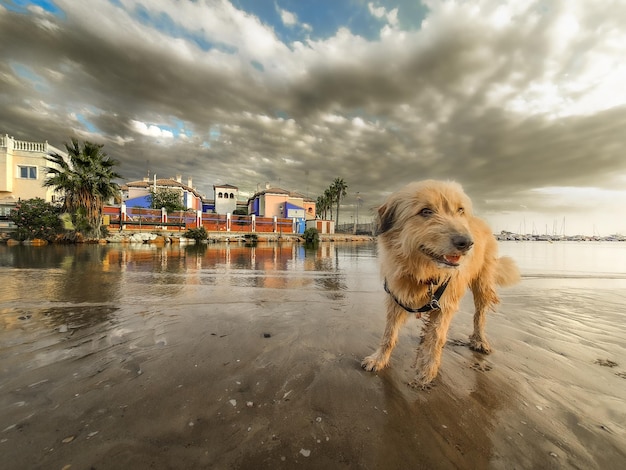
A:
[1,0,625,234]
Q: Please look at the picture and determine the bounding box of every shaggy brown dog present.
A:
[362,180,520,388]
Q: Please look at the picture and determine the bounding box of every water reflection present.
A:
[0,244,122,304]
[0,242,379,304]
[0,242,379,337]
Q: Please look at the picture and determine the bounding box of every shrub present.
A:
[149,187,185,212]
[303,227,319,244]
[185,226,208,242]
[9,198,63,242]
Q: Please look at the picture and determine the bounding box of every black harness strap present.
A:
[384,277,450,314]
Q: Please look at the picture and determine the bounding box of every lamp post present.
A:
[353,192,360,234]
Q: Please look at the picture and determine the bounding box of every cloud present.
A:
[278,6,297,27]
[130,120,174,140]
[368,2,398,27]
[1,0,626,234]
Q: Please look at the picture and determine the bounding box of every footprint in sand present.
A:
[448,338,469,347]
[594,359,618,368]
[470,362,493,372]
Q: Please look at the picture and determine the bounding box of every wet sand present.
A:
[1,243,625,469]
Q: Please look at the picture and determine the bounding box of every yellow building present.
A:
[0,134,65,206]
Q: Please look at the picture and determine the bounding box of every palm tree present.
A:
[316,193,331,220]
[332,177,348,224]
[44,138,122,238]
[323,188,335,220]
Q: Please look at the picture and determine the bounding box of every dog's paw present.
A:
[361,354,387,372]
[469,335,492,354]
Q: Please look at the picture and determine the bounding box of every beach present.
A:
[1,241,625,469]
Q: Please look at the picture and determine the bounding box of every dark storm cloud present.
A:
[1,0,626,233]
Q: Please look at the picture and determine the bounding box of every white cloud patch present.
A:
[278,7,297,27]
[368,2,398,27]
[131,120,174,139]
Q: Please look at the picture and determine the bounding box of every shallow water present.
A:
[1,241,625,469]
[499,240,626,278]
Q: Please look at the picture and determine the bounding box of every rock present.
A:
[150,235,166,245]
[129,234,142,243]
[25,238,48,246]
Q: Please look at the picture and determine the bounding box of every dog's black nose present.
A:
[451,234,473,251]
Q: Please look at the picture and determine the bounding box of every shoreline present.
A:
[0,232,377,246]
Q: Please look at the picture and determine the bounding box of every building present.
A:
[122,175,203,211]
[2,133,317,226]
[247,185,316,220]
[0,134,65,205]
[202,184,248,214]
[213,183,239,214]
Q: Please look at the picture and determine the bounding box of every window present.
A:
[218,192,223,198]
[18,166,37,179]
[229,193,234,199]
[0,205,12,220]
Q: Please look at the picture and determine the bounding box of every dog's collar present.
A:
[384,277,450,314]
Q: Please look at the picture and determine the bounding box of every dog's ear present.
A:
[376,202,396,234]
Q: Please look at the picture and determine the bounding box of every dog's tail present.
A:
[495,256,521,286]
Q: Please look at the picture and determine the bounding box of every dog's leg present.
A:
[410,309,454,388]
[469,279,499,354]
[362,299,407,372]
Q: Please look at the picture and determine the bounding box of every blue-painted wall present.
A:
[125,195,151,208]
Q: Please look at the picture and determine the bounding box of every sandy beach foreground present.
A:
[1,242,625,469]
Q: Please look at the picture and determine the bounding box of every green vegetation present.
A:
[149,187,186,213]
[316,190,332,220]
[185,226,208,242]
[44,139,122,239]
[9,198,63,242]
[316,178,349,221]
[303,227,319,244]
[331,177,348,223]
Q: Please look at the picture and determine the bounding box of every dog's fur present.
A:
[361,180,520,388]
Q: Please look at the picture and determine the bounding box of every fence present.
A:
[103,205,298,234]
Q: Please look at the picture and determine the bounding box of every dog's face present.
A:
[377,180,474,268]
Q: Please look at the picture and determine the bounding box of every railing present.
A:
[201,213,228,231]
[0,134,48,152]
[167,210,198,229]
[231,214,253,232]
[103,205,299,234]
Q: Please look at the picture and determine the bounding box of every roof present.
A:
[247,187,317,204]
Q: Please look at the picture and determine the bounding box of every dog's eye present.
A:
[458,207,465,215]
[419,208,434,217]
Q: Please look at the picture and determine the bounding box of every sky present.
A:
[1,0,626,235]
